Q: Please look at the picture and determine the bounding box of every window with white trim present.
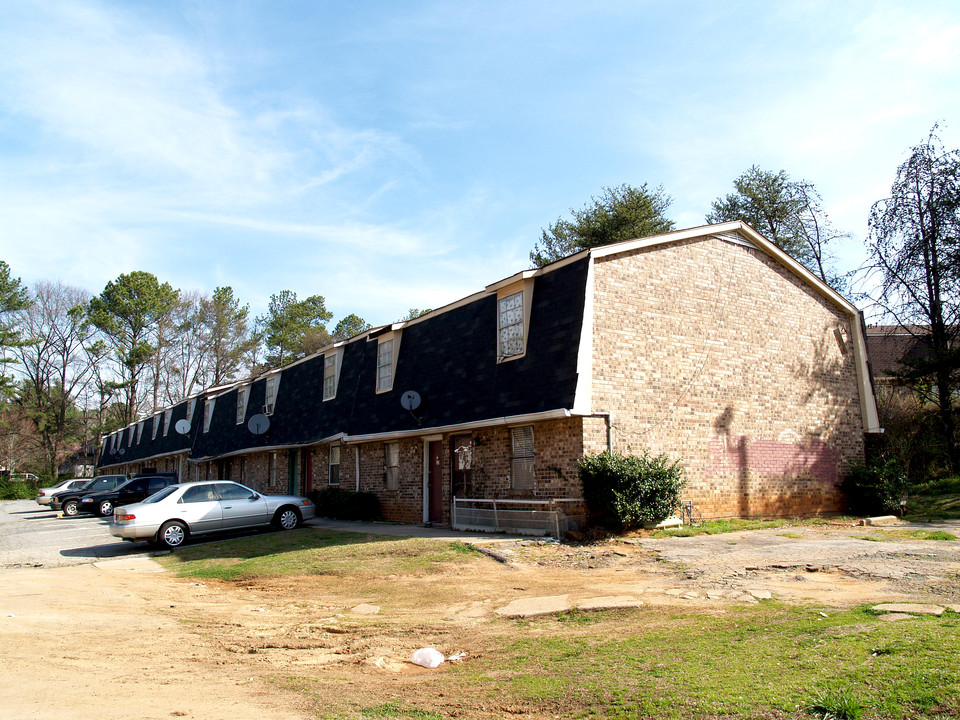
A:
[377,339,394,392]
[498,291,524,359]
[187,398,197,424]
[203,398,215,433]
[323,354,337,401]
[136,421,144,444]
[236,386,250,424]
[151,414,160,440]
[385,442,399,490]
[163,408,173,437]
[329,444,341,485]
[264,374,280,414]
[510,425,535,490]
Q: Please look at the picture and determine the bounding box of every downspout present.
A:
[585,411,613,453]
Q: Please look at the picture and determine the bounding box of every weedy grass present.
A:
[457,605,960,719]
[155,529,483,580]
[804,687,863,720]
[853,529,956,543]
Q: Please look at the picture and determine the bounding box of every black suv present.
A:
[78,474,181,517]
[52,475,128,516]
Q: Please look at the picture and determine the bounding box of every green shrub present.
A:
[578,450,685,531]
[841,457,908,516]
[0,479,40,500]
[308,487,381,521]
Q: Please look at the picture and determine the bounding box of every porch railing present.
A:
[452,497,583,538]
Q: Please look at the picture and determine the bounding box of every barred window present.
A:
[385,442,399,490]
[510,425,535,490]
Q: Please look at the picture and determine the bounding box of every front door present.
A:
[287,450,299,496]
[428,440,443,525]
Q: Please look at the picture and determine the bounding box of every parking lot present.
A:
[0,498,154,568]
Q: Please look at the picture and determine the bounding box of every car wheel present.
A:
[62,499,79,516]
[274,507,301,531]
[99,500,113,516]
[158,521,188,549]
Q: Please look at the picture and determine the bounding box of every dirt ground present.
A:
[1,520,958,720]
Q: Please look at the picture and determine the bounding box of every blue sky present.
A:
[1,1,958,327]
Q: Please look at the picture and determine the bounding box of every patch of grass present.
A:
[778,532,803,539]
[361,702,444,719]
[653,517,791,537]
[804,687,863,720]
[854,529,955,543]
[556,609,600,625]
[155,529,484,581]
[471,605,960,719]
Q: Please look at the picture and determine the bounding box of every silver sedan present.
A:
[109,481,315,549]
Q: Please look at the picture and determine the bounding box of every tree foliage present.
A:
[864,126,960,472]
[202,286,253,386]
[332,313,371,341]
[259,290,333,366]
[0,261,30,400]
[87,271,179,424]
[530,184,675,267]
[706,166,849,290]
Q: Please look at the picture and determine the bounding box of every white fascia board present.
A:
[188,433,348,463]
[342,408,573,445]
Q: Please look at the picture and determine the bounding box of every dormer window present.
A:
[151,414,160,441]
[236,386,250,424]
[203,398,215,433]
[377,339,394,392]
[163,408,173,436]
[323,353,338,401]
[136,421,144,444]
[264,373,281,414]
[498,291,524,358]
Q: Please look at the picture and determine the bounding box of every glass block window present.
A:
[329,444,341,485]
[323,354,337,400]
[385,442,399,490]
[498,291,524,358]
[377,339,394,392]
[510,425,535,490]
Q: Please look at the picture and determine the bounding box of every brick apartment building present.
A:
[97,221,880,531]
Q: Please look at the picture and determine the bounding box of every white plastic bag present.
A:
[411,647,445,668]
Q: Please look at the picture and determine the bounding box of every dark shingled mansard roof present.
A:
[98,256,588,468]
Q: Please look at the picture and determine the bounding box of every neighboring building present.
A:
[865,325,933,386]
[98,221,880,531]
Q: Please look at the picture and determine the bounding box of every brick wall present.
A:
[591,235,865,518]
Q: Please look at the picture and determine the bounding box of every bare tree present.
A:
[864,126,960,472]
[13,281,94,477]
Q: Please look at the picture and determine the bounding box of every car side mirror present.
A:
[250,493,261,500]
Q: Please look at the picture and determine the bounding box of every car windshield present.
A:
[79,478,105,491]
[143,486,179,504]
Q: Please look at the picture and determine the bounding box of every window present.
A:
[269,452,277,487]
[264,374,280,414]
[510,426,535,490]
[237,456,246,481]
[498,291,524,358]
[187,398,197,424]
[323,354,337,401]
[163,408,173,437]
[329,444,341,485]
[181,485,217,503]
[151,414,160,441]
[377,339,394,392]
[215,483,253,501]
[136,421,144,444]
[203,398,215,433]
[236,386,250,424]
[385,442,399,490]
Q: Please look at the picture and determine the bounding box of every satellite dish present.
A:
[174,419,191,435]
[248,413,271,435]
[400,390,421,411]
[118,448,126,456]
